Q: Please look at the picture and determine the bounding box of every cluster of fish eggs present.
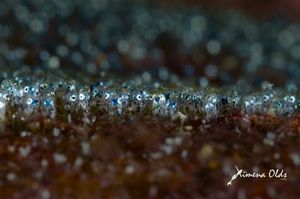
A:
[0,74,299,123]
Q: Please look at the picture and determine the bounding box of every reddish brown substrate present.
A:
[0,115,299,198]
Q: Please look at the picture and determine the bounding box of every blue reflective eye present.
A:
[169,102,177,109]
[165,93,170,100]
[112,99,118,106]
[220,97,228,105]
[29,86,35,95]
[32,99,39,105]
[44,99,54,107]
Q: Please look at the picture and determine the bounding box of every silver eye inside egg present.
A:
[284,95,296,103]
[104,93,110,99]
[158,94,165,103]
[79,93,85,100]
[4,94,9,100]
[27,98,33,105]
[232,98,238,105]
[136,94,142,101]
[23,86,29,93]
[263,95,269,102]
[70,95,77,102]
[290,96,296,103]
[117,98,122,104]
[275,101,282,108]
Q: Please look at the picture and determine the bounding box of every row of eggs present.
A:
[0,79,299,122]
